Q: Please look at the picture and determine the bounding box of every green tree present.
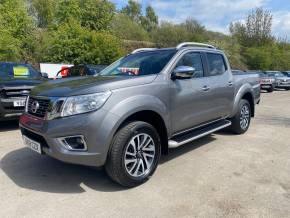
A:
[79,0,115,31]
[230,7,274,47]
[182,18,207,42]
[30,0,56,28]
[42,20,122,64]
[141,5,158,32]
[151,22,191,47]
[54,0,115,31]
[243,46,272,70]
[54,0,82,24]
[0,0,36,62]
[121,0,142,23]
[111,14,149,41]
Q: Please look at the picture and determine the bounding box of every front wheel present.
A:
[267,87,274,92]
[229,99,251,134]
[105,121,161,187]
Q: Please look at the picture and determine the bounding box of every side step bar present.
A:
[168,120,231,148]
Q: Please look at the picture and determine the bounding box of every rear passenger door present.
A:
[203,52,234,119]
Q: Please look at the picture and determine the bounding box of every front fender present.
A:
[231,84,254,117]
[107,94,170,131]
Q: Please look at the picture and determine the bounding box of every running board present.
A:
[168,120,231,148]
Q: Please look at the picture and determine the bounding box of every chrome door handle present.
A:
[202,86,210,91]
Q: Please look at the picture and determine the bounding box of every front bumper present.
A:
[0,97,26,120]
[19,110,120,167]
[276,83,290,88]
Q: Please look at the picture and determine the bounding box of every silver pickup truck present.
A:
[20,42,260,187]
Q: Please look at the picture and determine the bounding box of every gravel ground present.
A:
[0,91,290,218]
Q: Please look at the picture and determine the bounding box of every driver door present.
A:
[170,51,214,134]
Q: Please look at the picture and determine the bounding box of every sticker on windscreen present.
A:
[13,66,30,78]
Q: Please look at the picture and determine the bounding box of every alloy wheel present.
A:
[124,133,156,178]
[240,105,250,130]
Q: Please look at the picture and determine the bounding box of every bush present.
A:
[111,14,150,41]
[42,20,123,65]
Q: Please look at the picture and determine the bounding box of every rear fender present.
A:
[231,84,254,117]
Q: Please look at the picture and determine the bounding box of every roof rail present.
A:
[131,48,157,54]
[176,42,216,49]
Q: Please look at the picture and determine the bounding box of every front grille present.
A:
[1,89,31,98]
[27,97,50,118]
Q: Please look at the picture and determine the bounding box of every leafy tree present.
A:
[111,14,149,41]
[54,0,82,24]
[0,0,36,62]
[54,0,115,31]
[151,22,191,47]
[141,5,158,32]
[79,0,115,31]
[182,18,207,42]
[230,7,274,47]
[121,0,142,23]
[30,0,56,28]
[243,46,272,70]
[42,20,122,64]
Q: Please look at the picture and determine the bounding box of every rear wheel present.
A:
[105,121,161,187]
[229,99,251,134]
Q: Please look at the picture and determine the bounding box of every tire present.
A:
[267,87,274,92]
[105,121,161,187]
[229,99,251,135]
[285,87,290,91]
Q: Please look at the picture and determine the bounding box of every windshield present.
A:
[274,72,285,77]
[260,73,268,77]
[100,50,176,76]
[265,72,276,77]
[0,63,40,79]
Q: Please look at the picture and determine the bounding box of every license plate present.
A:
[23,136,42,154]
[13,100,26,107]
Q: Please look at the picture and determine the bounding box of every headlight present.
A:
[61,91,111,117]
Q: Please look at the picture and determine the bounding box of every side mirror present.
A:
[171,66,195,80]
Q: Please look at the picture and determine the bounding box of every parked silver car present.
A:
[20,42,260,187]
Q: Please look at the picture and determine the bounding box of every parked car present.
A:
[56,64,107,78]
[20,42,260,187]
[265,71,290,90]
[0,62,46,121]
[259,72,276,92]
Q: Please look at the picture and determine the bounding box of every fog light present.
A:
[58,135,87,151]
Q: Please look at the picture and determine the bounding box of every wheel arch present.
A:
[232,84,255,118]
[115,110,169,155]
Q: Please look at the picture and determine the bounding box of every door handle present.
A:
[202,86,210,91]
[228,81,233,86]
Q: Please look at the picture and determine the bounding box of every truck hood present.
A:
[276,77,289,80]
[0,77,44,89]
[31,75,157,97]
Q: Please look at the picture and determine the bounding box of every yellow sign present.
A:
[13,66,30,77]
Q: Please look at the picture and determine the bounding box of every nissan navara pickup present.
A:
[20,43,261,187]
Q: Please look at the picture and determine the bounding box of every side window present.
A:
[176,52,204,78]
[206,53,227,76]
